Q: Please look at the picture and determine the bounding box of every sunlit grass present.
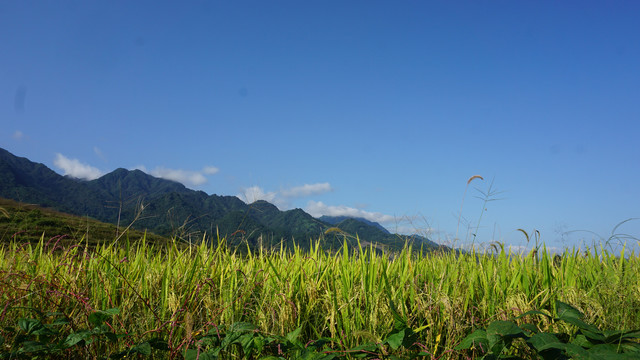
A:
[2,233,639,358]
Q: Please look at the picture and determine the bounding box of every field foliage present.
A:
[1,233,639,359]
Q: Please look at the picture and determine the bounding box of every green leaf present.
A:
[197,335,220,348]
[18,319,43,335]
[556,301,584,319]
[516,309,553,320]
[603,329,640,343]
[219,322,257,351]
[527,332,561,351]
[619,330,640,340]
[526,333,566,360]
[236,333,256,354]
[183,348,217,360]
[253,335,265,353]
[571,334,594,349]
[51,317,69,326]
[619,342,640,353]
[519,323,540,335]
[64,330,93,347]
[285,326,302,345]
[350,342,379,358]
[556,301,601,334]
[455,329,488,351]
[129,342,152,355]
[538,342,590,358]
[88,309,118,328]
[229,321,257,333]
[486,320,524,353]
[580,329,606,342]
[305,338,331,351]
[487,321,524,339]
[386,329,405,350]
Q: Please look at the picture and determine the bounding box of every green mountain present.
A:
[319,215,391,234]
[0,148,107,215]
[0,148,444,251]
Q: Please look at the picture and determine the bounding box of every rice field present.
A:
[1,235,639,359]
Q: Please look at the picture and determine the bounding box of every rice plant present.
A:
[2,232,639,359]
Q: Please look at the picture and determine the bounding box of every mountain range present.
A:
[0,147,444,252]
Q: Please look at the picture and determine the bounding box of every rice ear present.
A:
[467,175,484,185]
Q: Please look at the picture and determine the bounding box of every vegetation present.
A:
[1,229,639,358]
[456,300,640,359]
[0,197,170,247]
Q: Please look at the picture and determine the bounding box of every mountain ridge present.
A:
[0,148,443,251]
[319,215,391,234]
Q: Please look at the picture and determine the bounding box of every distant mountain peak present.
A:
[0,147,445,252]
[318,215,390,234]
[90,167,188,198]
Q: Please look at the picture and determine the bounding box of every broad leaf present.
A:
[487,320,524,353]
[455,329,488,351]
[516,309,552,320]
[64,330,93,347]
[556,301,601,334]
[556,301,584,319]
[538,342,590,358]
[285,326,303,346]
[128,341,152,355]
[18,318,44,335]
[527,332,560,351]
[88,309,118,328]
[386,328,406,350]
[183,348,217,360]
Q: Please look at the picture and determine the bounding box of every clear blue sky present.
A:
[2,1,639,252]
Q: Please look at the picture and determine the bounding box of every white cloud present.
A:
[238,186,277,204]
[280,183,332,198]
[54,153,104,180]
[237,182,332,208]
[133,165,219,187]
[148,167,208,186]
[305,200,396,224]
[202,166,219,175]
[12,131,24,140]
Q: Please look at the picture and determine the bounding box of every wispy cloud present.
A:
[305,200,395,224]
[238,186,277,204]
[280,183,332,197]
[54,153,104,180]
[136,165,219,186]
[202,166,219,175]
[93,146,106,162]
[12,131,24,140]
[238,182,333,208]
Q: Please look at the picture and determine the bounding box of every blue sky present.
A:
[2,1,639,252]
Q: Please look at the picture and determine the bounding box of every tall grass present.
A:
[1,234,639,358]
